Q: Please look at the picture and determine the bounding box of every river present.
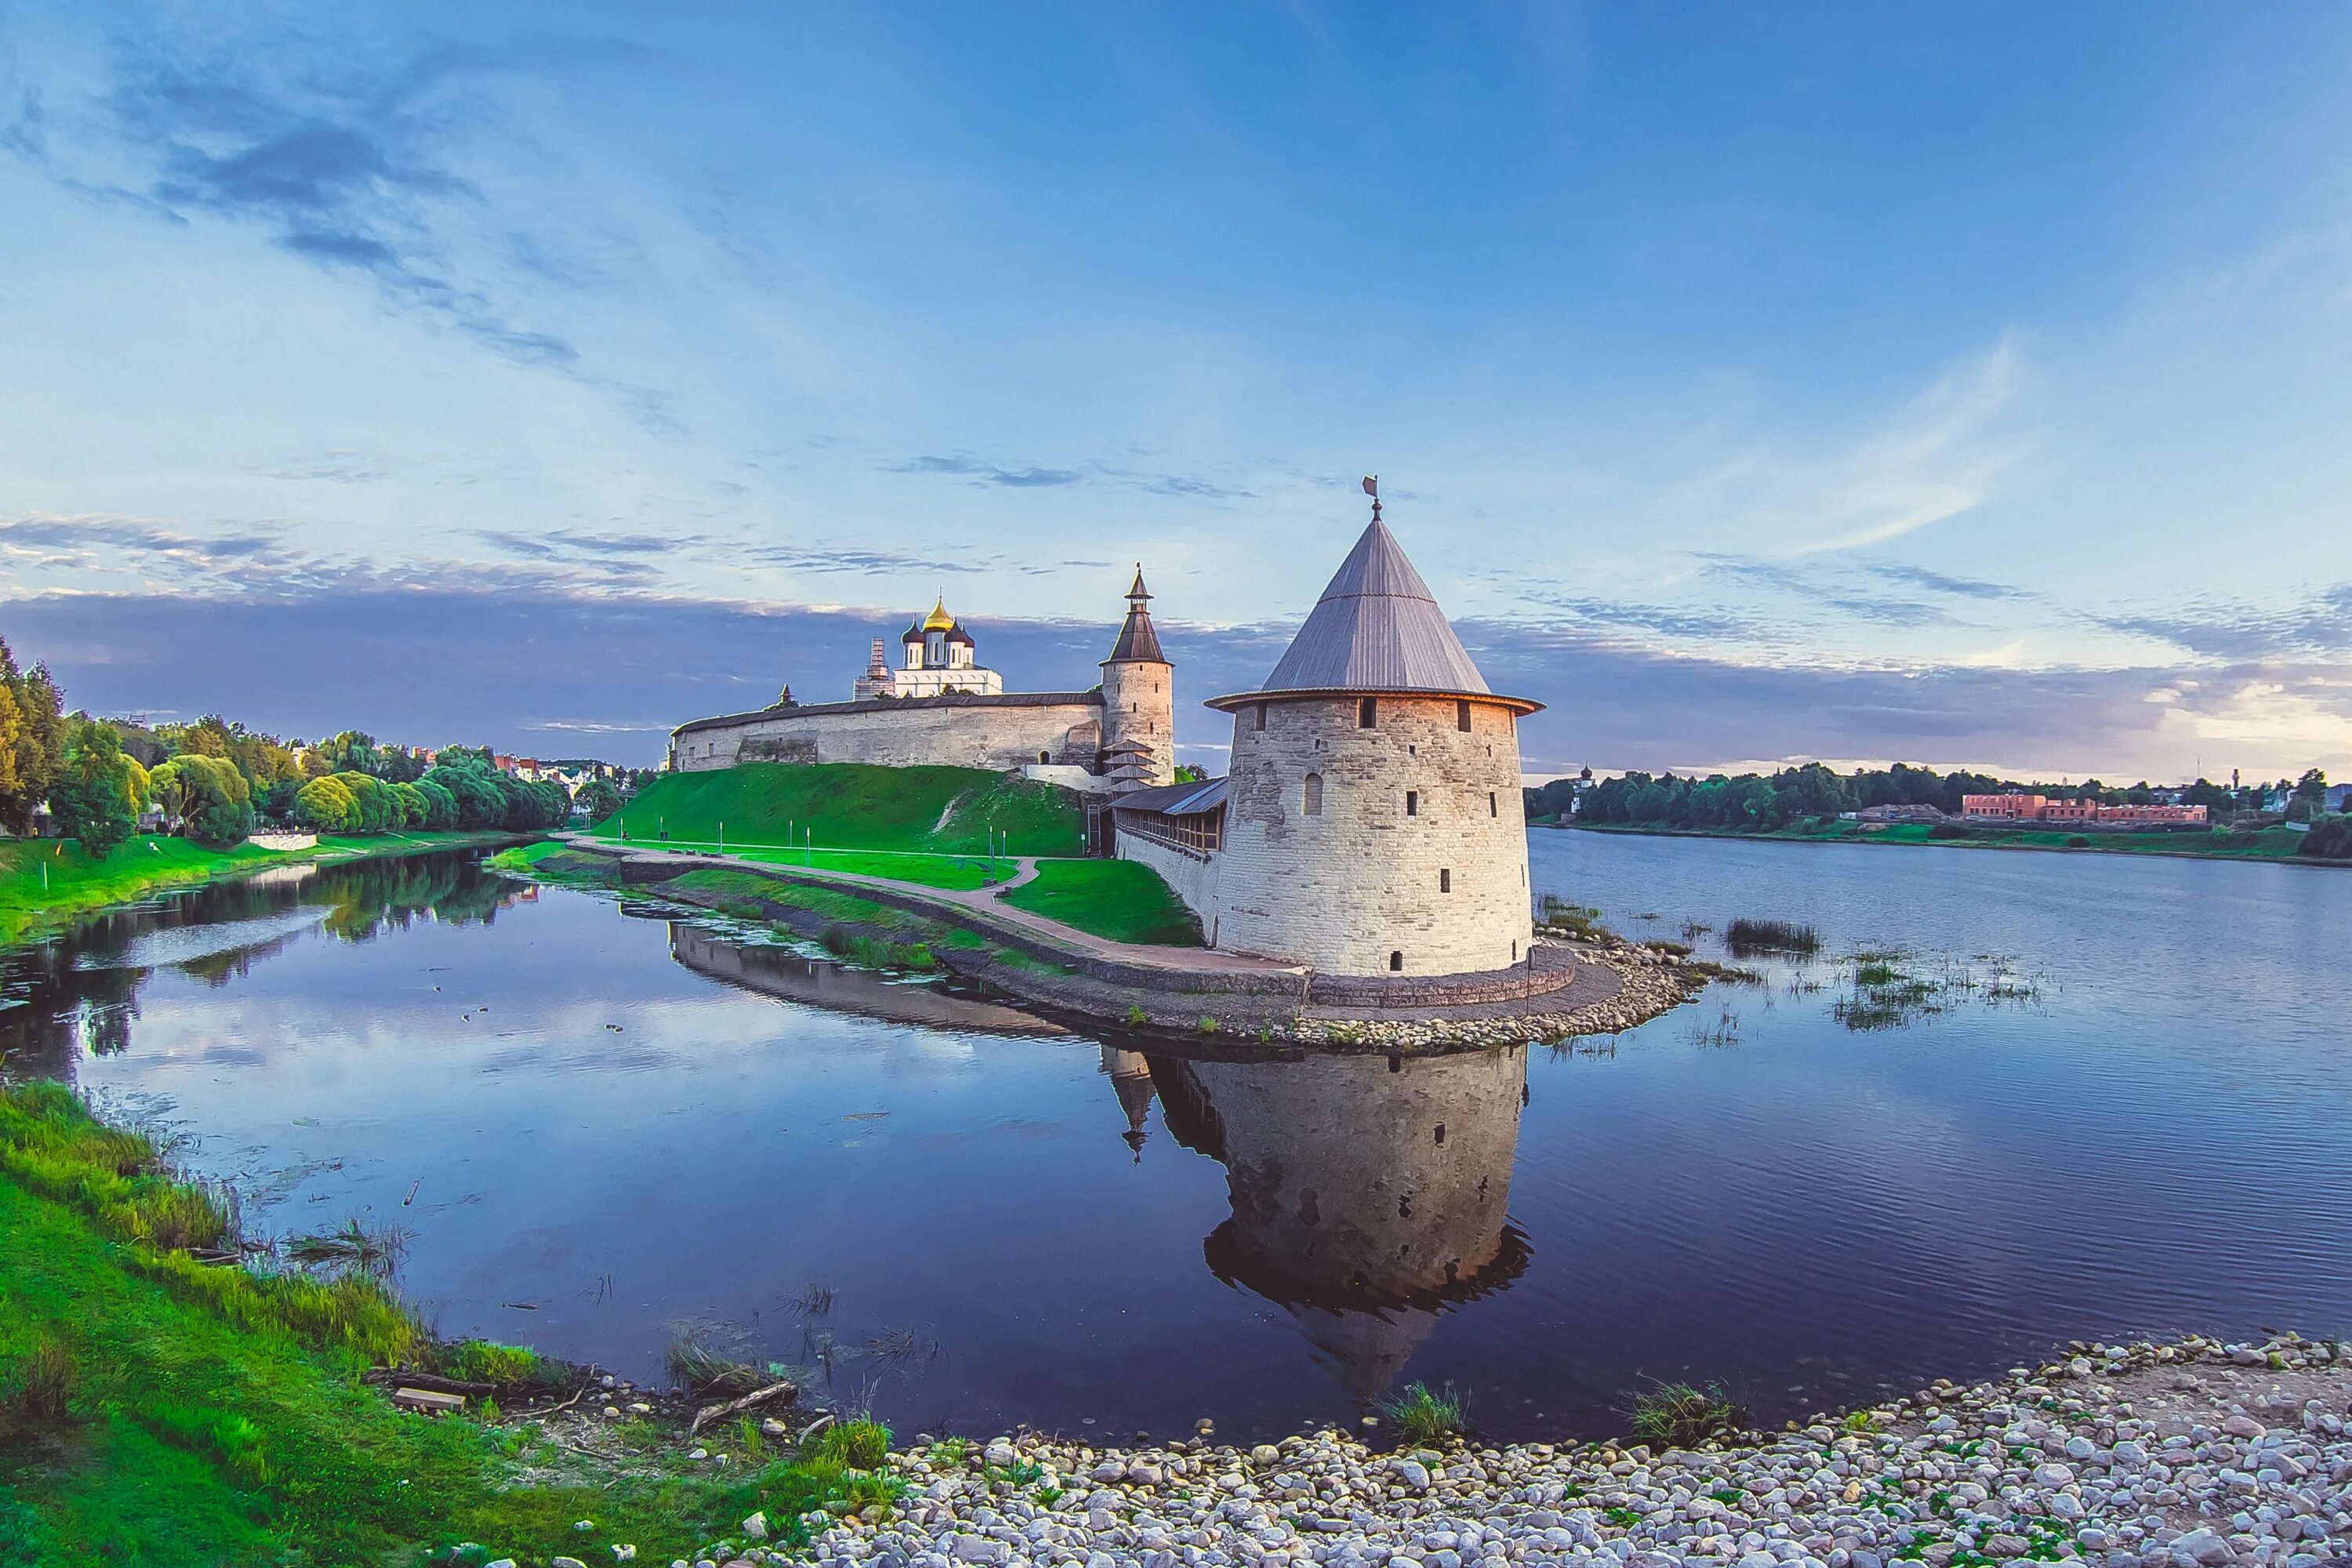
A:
[2,833,2345,1442]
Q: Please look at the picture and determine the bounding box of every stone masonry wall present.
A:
[1115,831,1220,935]
[1214,694,1532,975]
[672,696,1101,773]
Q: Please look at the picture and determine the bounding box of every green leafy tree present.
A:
[176,753,256,848]
[330,771,396,833]
[0,638,67,836]
[412,779,459,829]
[146,758,191,833]
[292,775,360,833]
[574,778,621,822]
[49,718,146,859]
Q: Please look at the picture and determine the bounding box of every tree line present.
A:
[0,636,579,860]
[1529,760,2341,843]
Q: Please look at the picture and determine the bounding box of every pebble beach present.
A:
[526,1331,2349,1568]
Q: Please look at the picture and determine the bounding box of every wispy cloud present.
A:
[890,452,1257,501]
[1864,562,2027,601]
[2100,583,2352,661]
[1791,339,2028,556]
[5,30,683,431]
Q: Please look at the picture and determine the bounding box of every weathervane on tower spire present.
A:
[1362,474,1381,524]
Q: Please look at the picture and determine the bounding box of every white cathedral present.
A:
[851,597,1006,699]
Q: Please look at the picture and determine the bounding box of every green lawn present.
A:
[1000,858,1203,946]
[0,1083,903,1565]
[0,837,280,945]
[595,764,1083,856]
[0,831,526,947]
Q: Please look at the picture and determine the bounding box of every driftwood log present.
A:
[362,1368,498,1399]
[688,1379,798,1436]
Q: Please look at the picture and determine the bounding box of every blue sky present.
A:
[3,4,2350,780]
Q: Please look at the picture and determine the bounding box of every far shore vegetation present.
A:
[0,633,634,944]
[1529,760,2350,866]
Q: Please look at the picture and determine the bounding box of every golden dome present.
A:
[922,596,956,633]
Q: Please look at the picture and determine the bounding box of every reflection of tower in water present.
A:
[1137,1045,1530,1404]
[1101,1046,1157,1160]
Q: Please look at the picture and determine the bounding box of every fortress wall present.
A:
[1115,833,1220,935]
[673,699,1101,773]
[1214,694,1532,975]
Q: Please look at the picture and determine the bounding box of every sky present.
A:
[3,4,2350,782]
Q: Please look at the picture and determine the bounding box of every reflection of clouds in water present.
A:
[74,909,326,971]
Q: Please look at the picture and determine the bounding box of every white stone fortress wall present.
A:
[670,694,1102,773]
[1213,692,1532,976]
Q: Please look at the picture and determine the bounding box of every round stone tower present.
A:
[1098,566,1175,789]
[1206,506,1540,976]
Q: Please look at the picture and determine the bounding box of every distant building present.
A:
[1960,793,2205,825]
[1843,803,1947,825]
[852,598,1006,700]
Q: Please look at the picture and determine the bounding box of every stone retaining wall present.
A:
[1305,941,1581,1007]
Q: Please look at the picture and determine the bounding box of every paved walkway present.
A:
[557,837,1307,977]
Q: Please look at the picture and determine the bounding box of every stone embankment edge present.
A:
[564,1328,2350,1568]
[550,843,1705,1050]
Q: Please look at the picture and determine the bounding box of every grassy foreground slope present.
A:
[0,1083,900,1565]
[595,763,1085,856]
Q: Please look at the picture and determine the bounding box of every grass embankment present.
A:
[1567,818,2320,862]
[0,1082,902,1565]
[1001,858,1202,946]
[1,830,528,947]
[662,866,987,972]
[596,763,1083,856]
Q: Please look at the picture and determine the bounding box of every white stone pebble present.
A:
[625,1334,2352,1568]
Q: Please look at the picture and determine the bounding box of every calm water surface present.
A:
[2,835,2347,1441]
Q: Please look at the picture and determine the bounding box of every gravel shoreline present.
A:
[638,1331,2347,1568]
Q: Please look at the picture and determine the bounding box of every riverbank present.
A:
[515,841,1703,1049]
[1549,821,2338,868]
[809,1330,2348,1568]
[0,829,535,947]
[0,1080,906,1565]
[9,1078,2346,1567]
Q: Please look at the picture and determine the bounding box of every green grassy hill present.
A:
[594,764,1086,856]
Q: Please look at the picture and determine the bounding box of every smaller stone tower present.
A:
[1099,566,1175,789]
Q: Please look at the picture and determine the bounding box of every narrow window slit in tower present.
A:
[1457,699,1472,731]
[1405,790,1418,816]
[1359,695,1377,728]
[1388,949,1403,971]
[1439,868,1451,893]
